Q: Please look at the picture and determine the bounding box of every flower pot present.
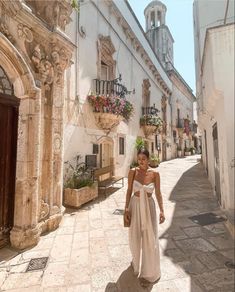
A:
[142,125,157,138]
[64,182,98,208]
[177,150,182,157]
[94,112,123,133]
[149,161,159,168]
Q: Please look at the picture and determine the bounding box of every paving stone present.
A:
[1,271,43,290]
[50,235,73,262]
[175,238,217,253]
[164,248,189,262]
[89,229,105,238]
[42,262,68,287]
[89,239,108,254]
[65,265,90,285]
[203,223,227,235]
[194,268,234,291]
[91,252,111,268]
[69,248,89,266]
[196,251,230,270]
[72,232,89,249]
[67,284,91,292]
[91,267,112,289]
[43,287,67,292]
[206,235,234,250]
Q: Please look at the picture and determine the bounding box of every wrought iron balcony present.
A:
[93,74,134,98]
[142,104,160,115]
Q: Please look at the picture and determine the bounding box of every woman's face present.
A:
[137,153,149,169]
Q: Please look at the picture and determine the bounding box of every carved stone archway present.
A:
[0,0,74,249]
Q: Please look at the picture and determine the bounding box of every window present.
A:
[101,61,109,80]
[119,137,125,155]
[155,135,158,150]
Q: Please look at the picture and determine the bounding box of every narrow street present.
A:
[0,156,234,292]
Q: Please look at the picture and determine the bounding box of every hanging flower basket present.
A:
[87,94,134,131]
[94,112,123,133]
[140,115,163,138]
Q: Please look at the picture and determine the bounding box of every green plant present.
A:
[140,115,163,129]
[185,147,190,152]
[130,161,139,169]
[135,137,145,151]
[177,146,182,151]
[64,155,94,189]
[150,154,160,164]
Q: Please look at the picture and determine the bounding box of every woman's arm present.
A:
[124,169,135,211]
[154,171,165,223]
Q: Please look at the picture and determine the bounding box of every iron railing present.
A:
[142,104,160,115]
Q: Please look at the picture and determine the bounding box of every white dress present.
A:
[128,180,161,282]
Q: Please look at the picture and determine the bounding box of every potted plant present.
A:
[140,114,163,137]
[135,137,145,151]
[184,147,191,156]
[190,147,196,155]
[149,154,160,168]
[63,155,98,208]
[177,146,182,157]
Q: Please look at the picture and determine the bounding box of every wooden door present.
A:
[0,93,19,247]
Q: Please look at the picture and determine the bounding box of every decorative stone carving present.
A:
[94,112,123,134]
[25,0,72,32]
[142,125,157,138]
[39,200,49,221]
[31,44,54,90]
[17,24,33,43]
[142,79,151,106]
[0,20,14,43]
[31,41,71,89]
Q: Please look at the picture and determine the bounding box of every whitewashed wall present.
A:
[196,21,234,222]
[63,0,172,177]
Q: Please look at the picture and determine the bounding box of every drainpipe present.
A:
[224,0,229,24]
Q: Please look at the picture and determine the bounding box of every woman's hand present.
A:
[124,210,131,223]
[159,211,165,224]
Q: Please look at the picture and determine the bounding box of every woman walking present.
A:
[124,148,165,287]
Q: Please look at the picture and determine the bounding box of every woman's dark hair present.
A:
[137,147,150,159]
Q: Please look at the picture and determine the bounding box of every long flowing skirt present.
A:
[128,196,161,282]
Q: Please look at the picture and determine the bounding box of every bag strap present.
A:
[130,167,136,191]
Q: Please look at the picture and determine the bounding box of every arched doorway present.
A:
[0,66,19,247]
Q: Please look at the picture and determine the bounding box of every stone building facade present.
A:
[0,0,196,249]
[193,0,235,235]
[0,0,75,249]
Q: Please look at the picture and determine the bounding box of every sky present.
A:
[128,0,196,93]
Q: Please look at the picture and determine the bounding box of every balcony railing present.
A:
[93,75,133,98]
[142,104,160,115]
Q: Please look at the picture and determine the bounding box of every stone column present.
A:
[10,89,42,249]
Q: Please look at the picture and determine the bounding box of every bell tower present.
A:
[144,1,174,69]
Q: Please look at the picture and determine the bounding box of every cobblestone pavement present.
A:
[0,155,234,292]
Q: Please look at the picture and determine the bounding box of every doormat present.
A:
[188,212,226,226]
[113,209,124,215]
[26,257,48,272]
